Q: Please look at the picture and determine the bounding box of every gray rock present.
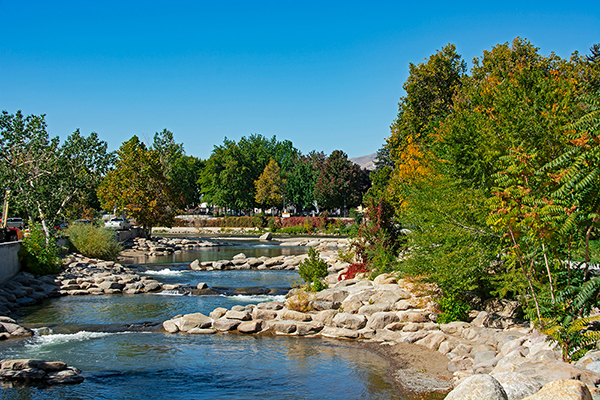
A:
[213,318,242,331]
[492,372,541,400]
[225,310,252,321]
[280,309,312,322]
[333,313,367,330]
[190,260,201,270]
[269,321,297,334]
[445,374,508,400]
[238,320,265,334]
[366,312,400,330]
[176,313,213,332]
[316,289,349,303]
[320,326,360,339]
[259,232,272,241]
[521,379,592,400]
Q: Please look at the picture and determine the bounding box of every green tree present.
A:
[255,158,286,212]
[314,150,370,211]
[0,111,113,239]
[97,136,177,236]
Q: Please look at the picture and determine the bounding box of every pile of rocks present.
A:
[0,359,83,385]
[0,272,59,314]
[163,273,600,399]
[189,252,310,271]
[125,237,228,256]
[0,316,33,339]
[55,254,163,295]
[279,238,351,252]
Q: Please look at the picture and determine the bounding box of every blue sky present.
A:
[1,1,598,160]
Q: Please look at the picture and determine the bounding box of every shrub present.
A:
[18,223,61,276]
[66,224,122,260]
[436,293,470,323]
[298,247,329,291]
[285,286,316,312]
[339,262,369,281]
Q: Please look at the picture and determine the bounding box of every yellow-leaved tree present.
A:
[254,158,286,214]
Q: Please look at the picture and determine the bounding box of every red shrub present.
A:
[338,263,369,281]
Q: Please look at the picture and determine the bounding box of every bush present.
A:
[66,224,122,260]
[18,223,61,276]
[437,293,471,323]
[339,262,369,281]
[298,247,329,291]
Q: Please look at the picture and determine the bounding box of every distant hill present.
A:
[350,153,377,170]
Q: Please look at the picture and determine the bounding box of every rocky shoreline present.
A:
[2,237,600,398]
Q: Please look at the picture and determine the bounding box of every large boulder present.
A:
[492,372,542,400]
[333,313,367,330]
[176,313,212,332]
[445,374,508,400]
[521,379,592,400]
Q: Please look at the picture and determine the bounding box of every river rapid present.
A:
[0,242,406,399]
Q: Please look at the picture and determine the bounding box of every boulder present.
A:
[176,313,212,332]
[213,318,242,331]
[210,308,228,320]
[445,374,508,400]
[238,320,265,334]
[252,308,279,321]
[415,332,447,351]
[492,372,541,400]
[316,289,349,303]
[521,379,592,400]
[190,260,201,270]
[259,232,272,241]
[269,321,297,334]
[366,312,400,330]
[320,326,360,339]
[280,309,312,322]
[187,328,217,334]
[225,310,252,321]
[333,313,367,330]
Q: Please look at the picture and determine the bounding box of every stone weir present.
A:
[163,274,600,399]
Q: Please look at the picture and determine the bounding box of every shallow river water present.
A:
[0,243,410,399]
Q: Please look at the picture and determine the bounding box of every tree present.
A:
[255,158,286,212]
[0,111,113,239]
[152,129,203,209]
[314,150,370,211]
[97,136,177,236]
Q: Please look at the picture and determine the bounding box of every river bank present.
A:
[3,236,600,398]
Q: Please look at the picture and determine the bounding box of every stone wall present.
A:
[0,241,21,283]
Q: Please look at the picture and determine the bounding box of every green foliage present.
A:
[18,222,61,275]
[0,111,113,237]
[66,224,122,260]
[532,277,600,362]
[255,158,286,210]
[314,150,370,210]
[97,136,177,236]
[437,293,471,323]
[298,247,329,291]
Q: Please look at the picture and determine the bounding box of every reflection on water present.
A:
[128,241,307,266]
[0,332,402,400]
[1,247,412,400]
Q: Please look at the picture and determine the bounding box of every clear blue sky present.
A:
[1,1,598,160]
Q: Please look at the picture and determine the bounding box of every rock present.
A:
[521,379,592,400]
[269,321,297,334]
[162,319,180,333]
[252,308,278,320]
[415,332,447,351]
[197,282,208,290]
[320,326,360,339]
[295,321,324,336]
[401,311,429,323]
[210,308,228,320]
[316,289,349,303]
[313,310,338,327]
[445,374,508,400]
[177,313,213,332]
[310,301,340,311]
[224,310,251,321]
[333,313,367,330]
[492,372,541,400]
[366,312,400,330]
[1,359,45,370]
[280,309,312,322]
[187,328,217,334]
[257,301,284,310]
[143,281,162,292]
[447,356,474,373]
[233,253,247,260]
[38,361,68,372]
[213,318,242,331]
[238,320,265,334]
[401,322,423,332]
[259,232,272,241]
[190,260,201,270]
[440,321,471,336]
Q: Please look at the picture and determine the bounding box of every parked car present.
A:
[104,218,131,230]
[6,218,24,230]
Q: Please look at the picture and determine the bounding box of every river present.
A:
[0,242,408,399]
